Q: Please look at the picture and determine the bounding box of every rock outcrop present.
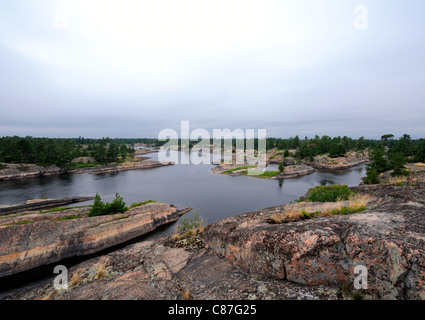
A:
[272,165,315,179]
[202,180,425,299]
[1,235,340,300]
[0,164,66,181]
[84,160,173,175]
[71,157,96,164]
[0,203,191,278]
[0,196,94,216]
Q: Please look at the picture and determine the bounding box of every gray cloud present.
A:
[0,0,424,139]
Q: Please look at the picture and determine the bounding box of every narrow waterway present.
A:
[0,150,366,239]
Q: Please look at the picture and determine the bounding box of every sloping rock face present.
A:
[0,196,94,216]
[1,237,339,300]
[201,183,425,299]
[0,203,190,278]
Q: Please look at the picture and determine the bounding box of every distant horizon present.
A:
[1,133,423,141]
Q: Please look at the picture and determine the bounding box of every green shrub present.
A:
[176,212,204,233]
[306,185,354,202]
[363,169,380,185]
[278,162,285,173]
[89,193,128,217]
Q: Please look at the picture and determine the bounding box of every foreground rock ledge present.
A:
[202,182,425,300]
[0,203,191,278]
[2,179,425,300]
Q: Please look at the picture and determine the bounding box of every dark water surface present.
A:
[0,151,366,239]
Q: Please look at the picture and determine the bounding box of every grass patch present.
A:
[113,215,129,221]
[66,162,101,169]
[268,194,372,224]
[52,216,80,221]
[258,171,280,177]
[3,220,34,226]
[39,205,91,214]
[222,166,256,174]
[130,200,157,208]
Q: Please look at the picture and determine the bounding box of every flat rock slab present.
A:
[0,203,190,278]
[0,196,94,216]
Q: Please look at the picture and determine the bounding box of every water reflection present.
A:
[319,179,335,186]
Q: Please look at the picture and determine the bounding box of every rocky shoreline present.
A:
[0,196,94,216]
[268,150,369,171]
[0,160,173,181]
[2,170,425,300]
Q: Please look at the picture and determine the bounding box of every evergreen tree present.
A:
[278,162,285,173]
[364,169,380,185]
[389,152,409,177]
[89,193,105,217]
[366,144,390,175]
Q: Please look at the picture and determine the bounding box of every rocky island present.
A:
[0,159,173,181]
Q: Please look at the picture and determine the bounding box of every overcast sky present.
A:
[0,0,424,139]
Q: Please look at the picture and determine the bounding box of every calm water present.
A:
[0,151,366,239]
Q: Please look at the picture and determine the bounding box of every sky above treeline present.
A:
[0,0,424,139]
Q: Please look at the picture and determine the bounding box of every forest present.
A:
[0,136,145,167]
[0,135,424,178]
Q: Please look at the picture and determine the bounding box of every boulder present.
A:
[272,165,315,179]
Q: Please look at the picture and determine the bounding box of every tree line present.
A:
[0,136,137,167]
[1,134,424,172]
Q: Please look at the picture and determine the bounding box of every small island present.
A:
[0,137,172,181]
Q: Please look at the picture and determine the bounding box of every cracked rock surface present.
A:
[202,179,425,300]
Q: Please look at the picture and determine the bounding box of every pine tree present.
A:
[89,193,105,217]
[364,169,380,185]
[366,144,389,175]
